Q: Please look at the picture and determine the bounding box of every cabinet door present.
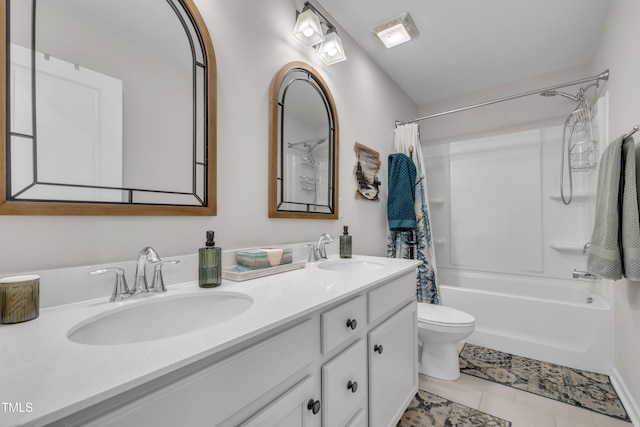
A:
[368,302,417,427]
[241,376,320,427]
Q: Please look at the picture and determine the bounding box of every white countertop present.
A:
[0,255,420,427]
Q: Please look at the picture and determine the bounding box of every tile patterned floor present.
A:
[416,343,633,427]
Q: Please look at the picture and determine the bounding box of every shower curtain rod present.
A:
[395,69,610,126]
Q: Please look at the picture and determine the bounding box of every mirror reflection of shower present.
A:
[540,83,600,205]
[287,137,327,207]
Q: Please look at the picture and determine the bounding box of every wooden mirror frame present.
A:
[0,0,217,215]
[268,61,339,220]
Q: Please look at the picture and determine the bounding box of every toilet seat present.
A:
[417,303,475,328]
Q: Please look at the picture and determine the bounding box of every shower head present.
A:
[539,90,580,102]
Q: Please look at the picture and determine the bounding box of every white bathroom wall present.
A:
[590,0,640,414]
[0,0,417,275]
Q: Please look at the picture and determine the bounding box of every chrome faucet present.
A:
[305,234,335,262]
[89,247,179,302]
[132,247,161,294]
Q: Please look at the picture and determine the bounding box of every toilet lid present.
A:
[417,303,475,327]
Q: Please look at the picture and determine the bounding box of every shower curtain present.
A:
[387,123,440,304]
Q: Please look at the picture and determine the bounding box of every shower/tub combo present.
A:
[414,74,614,374]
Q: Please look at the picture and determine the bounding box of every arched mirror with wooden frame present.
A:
[0,0,216,215]
[269,62,339,219]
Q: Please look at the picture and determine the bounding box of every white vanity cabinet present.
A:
[56,270,417,427]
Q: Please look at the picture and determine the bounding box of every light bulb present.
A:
[327,48,338,57]
[302,27,314,37]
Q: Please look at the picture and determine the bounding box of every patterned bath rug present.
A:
[397,389,511,427]
[459,343,630,422]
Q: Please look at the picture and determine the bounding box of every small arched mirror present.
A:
[0,0,216,215]
[269,62,339,219]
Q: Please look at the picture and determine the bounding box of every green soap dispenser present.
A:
[340,225,352,259]
[199,230,221,288]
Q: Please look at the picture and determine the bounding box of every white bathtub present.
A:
[439,269,613,374]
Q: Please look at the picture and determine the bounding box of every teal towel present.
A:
[387,153,417,230]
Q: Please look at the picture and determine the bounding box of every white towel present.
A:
[260,248,284,267]
[587,136,640,280]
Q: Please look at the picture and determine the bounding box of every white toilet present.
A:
[417,303,476,381]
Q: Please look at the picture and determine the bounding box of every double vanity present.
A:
[2,1,420,424]
[0,254,420,427]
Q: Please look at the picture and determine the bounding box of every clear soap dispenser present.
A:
[199,230,221,288]
[340,225,352,259]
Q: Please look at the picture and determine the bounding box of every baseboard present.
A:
[611,368,640,426]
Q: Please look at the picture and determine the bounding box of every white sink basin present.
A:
[317,259,385,272]
[67,292,253,345]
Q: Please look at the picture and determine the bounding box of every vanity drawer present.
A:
[321,339,367,427]
[321,295,366,355]
[368,273,415,324]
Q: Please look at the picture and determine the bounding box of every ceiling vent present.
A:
[371,12,419,48]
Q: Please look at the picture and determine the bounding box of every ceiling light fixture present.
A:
[317,28,347,65]
[292,2,347,65]
[371,12,419,49]
[292,5,324,48]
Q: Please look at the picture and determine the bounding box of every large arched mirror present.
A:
[269,62,339,219]
[0,0,216,215]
